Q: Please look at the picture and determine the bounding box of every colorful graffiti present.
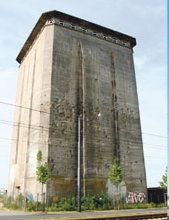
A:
[126,192,146,203]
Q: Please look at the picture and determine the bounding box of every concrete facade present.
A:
[8,11,147,202]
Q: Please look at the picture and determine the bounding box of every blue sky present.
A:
[0,0,167,189]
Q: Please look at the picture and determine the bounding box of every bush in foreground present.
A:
[2,193,165,212]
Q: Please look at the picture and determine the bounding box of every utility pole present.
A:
[77,115,81,212]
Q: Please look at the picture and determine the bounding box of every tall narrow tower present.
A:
[8,11,147,201]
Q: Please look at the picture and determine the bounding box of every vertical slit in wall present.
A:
[110,53,120,162]
[14,65,26,164]
[12,64,26,196]
[45,24,55,202]
[24,50,36,195]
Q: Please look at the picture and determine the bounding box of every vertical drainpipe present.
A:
[77,42,85,211]
[77,115,81,212]
[81,43,86,197]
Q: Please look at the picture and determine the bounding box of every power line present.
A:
[0,119,49,131]
[120,128,166,139]
[142,132,167,139]
[0,135,166,149]
[0,100,121,114]
[0,100,167,139]
[0,117,167,140]
[0,139,166,159]
[143,142,167,148]
[0,101,49,114]
[145,155,166,159]
[0,136,47,146]
[0,120,167,148]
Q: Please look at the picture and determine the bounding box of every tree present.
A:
[159,167,167,191]
[36,150,50,210]
[108,159,123,209]
[37,150,42,163]
[36,163,50,190]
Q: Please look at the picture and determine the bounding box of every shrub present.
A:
[47,194,113,211]
[3,194,36,211]
[3,196,16,209]
[26,201,36,211]
[3,193,166,212]
[15,193,25,209]
[47,197,77,211]
[81,194,113,210]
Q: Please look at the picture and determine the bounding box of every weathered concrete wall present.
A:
[114,51,147,193]
[8,16,147,201]
[47,23,147,200]
[8,24,54,199]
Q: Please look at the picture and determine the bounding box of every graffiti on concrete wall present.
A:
[126,192,146,203]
